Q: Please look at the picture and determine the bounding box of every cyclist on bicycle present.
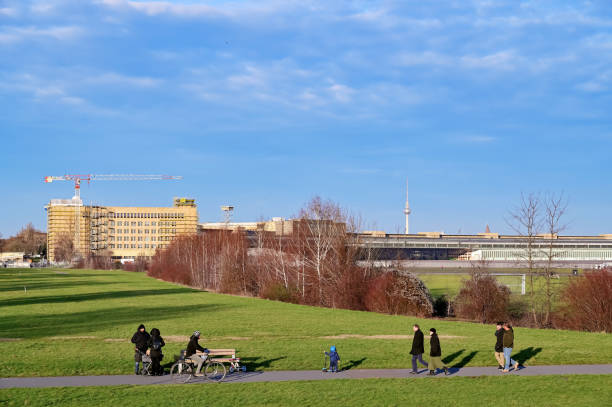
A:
[185,330,209,377]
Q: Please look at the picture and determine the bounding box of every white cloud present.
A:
[0,7,18,17]
[347,8,442,30]
[395,50,520,71]
[460,50,518,71]
[98,0,224,17]
[97,0,296,20]
[0,25,83,44]
[576,71,612,93]
[328,83,354,103]
[30,3,56,14]
[395,51,451,67]
[227,66,267,88]
[455,135,497,143]
[0,73,116,115]
[90,72,163,88]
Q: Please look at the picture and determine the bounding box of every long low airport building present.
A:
[357,231,612,264]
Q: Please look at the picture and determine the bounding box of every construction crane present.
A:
[44,174,183,199]
[44,174,183,259]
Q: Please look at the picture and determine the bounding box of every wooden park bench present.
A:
[206,349,246,373]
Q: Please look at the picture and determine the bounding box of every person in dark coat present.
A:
[130,324,151,374]
[147,328,165,376]
[409,324,428,374]
[185,330,209,376]
[428,328,449,376]
[502,322,519,372]
[494,322,505,369]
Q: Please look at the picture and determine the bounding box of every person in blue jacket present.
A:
[325,346,341,372]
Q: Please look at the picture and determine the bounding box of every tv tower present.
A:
[404,178,411,234]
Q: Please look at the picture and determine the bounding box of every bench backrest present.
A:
[207,349,236,357]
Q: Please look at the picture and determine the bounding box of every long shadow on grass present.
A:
[442,350,464,365]
[450,351,478,368]
[514,347,543,365]
[1,288,199,307]
[341,357,367,371]
[0,303,234,339]
[240,356,287,371]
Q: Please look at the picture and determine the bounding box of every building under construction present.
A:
[45,197,198,262]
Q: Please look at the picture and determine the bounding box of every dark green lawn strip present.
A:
[2,375,611,407]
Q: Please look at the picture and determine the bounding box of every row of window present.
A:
[109,236,175,242]
[112,228,177,234]
[110,244,166,249]
[112,236,156,242]
[110,213,185,219]
[112,221,178,227]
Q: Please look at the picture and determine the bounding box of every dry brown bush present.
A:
[554,269,612,332]
[454,272,510,323]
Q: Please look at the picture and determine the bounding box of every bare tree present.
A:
[54,232,75,263]
[542,192,568,327]
[296,196,347,306]
[508,192,544,326]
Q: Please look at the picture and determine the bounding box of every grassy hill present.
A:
[1,268,610,377]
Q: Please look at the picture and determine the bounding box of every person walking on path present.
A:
[494,322,505,369]
[428,328,449,376]
[502,322,520,373]
[147,328,165,376]
[186,330,209,377]
[409,324,428,374]
[130,324,151,375]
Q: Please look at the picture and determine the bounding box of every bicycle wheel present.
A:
[204,361,227,382]
[170,361,193,383]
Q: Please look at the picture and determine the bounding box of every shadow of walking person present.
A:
[513,347,543,366]
[451,351,478,368]
[442,349,464,365]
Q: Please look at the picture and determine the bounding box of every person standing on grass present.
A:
[147,328,165,376]
[409,324,428,374]
[131,324,150,375]
[502,322,520,373]
[495,322,505,369]
[428,328,449,376]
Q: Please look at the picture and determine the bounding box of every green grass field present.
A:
[1,268,610,378]
[2,376,611,407]
[418,272,568,298]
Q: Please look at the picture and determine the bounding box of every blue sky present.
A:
[1,0,611,236]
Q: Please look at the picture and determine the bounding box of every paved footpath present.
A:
[2,365,611,389]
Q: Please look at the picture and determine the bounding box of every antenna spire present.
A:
[403,178,411,234]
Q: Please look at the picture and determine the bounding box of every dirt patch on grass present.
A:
[104,338,125,343]
[0,338,22,342]
[49,336,97,340]
[161,335,190,343]
[321,334,465,340]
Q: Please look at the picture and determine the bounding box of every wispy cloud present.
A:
[0,7,18,17]
[98,0,224,17]
[0,73,117,115]
[0,25,83,44]
[460,50,519,71]
[88,72,163,88]
[453,135,497,144]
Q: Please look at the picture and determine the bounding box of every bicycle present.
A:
[170,354,227,383]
